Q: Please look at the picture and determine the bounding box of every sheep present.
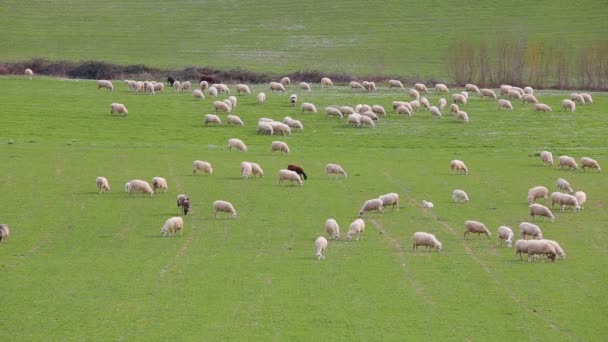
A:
[193,89,205,99]
[449,103,459,115]
[437,98,447,111]
[465,83,481,94]
[241,161,253,179]
[550,192,581,212]
[227,114,244,127]
[365,81,377,92]
[460,91,469,100]
[452,93,467,104]
[540,151,553,166]
[126,179,154,196]
[315,236,328,260]
[24,68,34,79]
[480,88,497,99]
[173,80,182,91]
[215,84,230,93]
[524,86,534,95]
[257,92,266,103]
[396,105,412,116]
[213,101,231,113]
[556,178,573,194]
[346,218,365,241]
[199,80,209,90]
[339,106,355,115]
[278,169,302,186]
[257,122,274,135]
[574,191,587,209]
[514,239,532,260]
[412,232,442,252]
[388,79,405,89]
[497,99,513,110]
[320,77,334,88]
[409,88,420,100]
[203,114,222,126]
[545,240,566,259]
[562,99,576,112]
[213,200,237,218]
[534,103,551,112]
[581,157,601,172]
[359,198,384,216]
[301,102,317,113]
[529,203,555,222]
[452,189,469,202]
[356,104,372,114]
[231,84,250,95]
[507,89,523,100]
[325,219,340,240]
[464,220,491,239]
[152,177,168,193]
[522,94,538,104]
[251,162,264,178]
[450,159,468,175]
[222,99,233,112]
[208,86,218,98]
[180,81,192,92]
[570,93,585,105]
[97,80,114,91]
[526,240,557,262]
[414,83,429,93]
[371,105,387,116]
[422,200,434,208]
[227,96,238,110]
[269,121,291,136]
[96,176,110,193]
[192,160,213,175]
[435,83,449,93]
[511,86,524,95]
[283,117,304,131]
[280,77,291,86]
[152,82,164,92]
[427,106,441,118]
[359,115,375,128]
[271,141,290,155]
[455,110,469,123]
[361,111,379,121]
[558,155,578,170]
[326,163,347,178]
[527,186,549,204]
[177,194,190,215]
[285,93,298,107]
[227,138,248,151]
[580,93,593,104]
[519,222,544,240]
[498,226,514,247]
[0,224,9,243]
[350,81,365,90]
[420,97,431,109]
[160,216,183,237]
[325,107,343,118]
[299,82,311,91]
[378,193,399,212]
[287,164,307,180]
[409,100,421,111]
[347,113,361,126]
[392,101,409,111]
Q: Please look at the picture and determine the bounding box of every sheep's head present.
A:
[436,242,442,252]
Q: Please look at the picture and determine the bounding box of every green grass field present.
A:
[2,0,608,78]
[0,76,606,340]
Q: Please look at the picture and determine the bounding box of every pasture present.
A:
[0,76,607,340]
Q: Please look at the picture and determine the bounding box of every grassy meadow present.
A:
[0,76,607,340]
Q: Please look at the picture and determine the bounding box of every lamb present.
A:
[271,141,290,155]
[180,81,192,92]
[251,162,264,178]
[350,81,365,90]
[301,102,317,113]
[241,161,253,179]
[161,216,184,237]
[269,82,286,92]
[257,92,266,103]
[522,94,538,104]
[465,83,481,94]
[97,80,114,91]
[529,204,555,222]
[455,110,469,123]
[452,93,467,104]
[177,194,190,215]
[228,96,237,109]
[326,163,347,178]
[514,239,532,260]
[24,68,34,80]
[125,179,154,196]
[289,94,298,107]
[435,83,449,93]
[227,114,244,127]
[396,105,412,116]
[452,189,469,202]
[534,103,552,112]
[152,177,168,193]
[409,88,420,100]
[497,99,513,110]
[287,164,307,180]
[480,88,497,99]
[0,224,9,243]
[574,191,587,209]
[507,89,523,100]
[325,219,340,240]
[540,151,553,166]
[388,79,405,89]
[372,105,387,116]
[526,240,557,262]
[213,200,237,218]
[558,155,578,170]
[438,98,447,111]
[203,114,222,126]
[280,77,291,86]
[412,232,442,252]
[325,107,343,118]
[420,97,431,109]
[498,226,514,247]
[358,198,384,216]
[355,104,372,114]
[580,93,593,104]
[347,113,361,126]
[299,82,311,91]
[391,101,409,111]
[556,178,573,194]
[581,157,601,172]
[320,77,333,88]
[524,86,534,95]
[346,218,365,241]
[527,186,549,204]
[283,117,304,131]
[570,93,585,105]
[550,192,581,212]
[278,169,302,186]
[450,103,459,114]
[561,99,576,112]
[192,160,213,175]
[378,193,399,212]
[227,138,248,151]
[414,83,429,93]
[409,100,421,111]
[222,99,233,112]
[359,115,375,128]
[450,159,468,175]
[464,220,491,239]
[96,176,110,193]
[213,101,231,113]
[208,86,218,98]
[257,122,274,135]
[422,200,434,208]
[315,236,328,260]
[193,89,205,99]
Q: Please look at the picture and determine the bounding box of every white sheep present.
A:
[215,84,230,93]
[208,86,218,98]
[372,105,387,116]
[227,138,248,151]
[580,93,593,104]
[524,86,534,95]
[228,96,237,109]
[455,110,469,123]
[326,163,347,178]
[435,83,449,93]
[301,102,317,113]
[545,240,566,259]
[96,176,110,193]
[574,191,587,209]
[325,219,340,240]
[359,115,375,128]
[414,83,429,93]
[347,113,361,127]
[199,80,209,90]
[515,239,532,260]
[460,91,469,100]
[110,103,128,116]
[271,141,290,155]
[269,121,291,136]
[283,116,304,131]
[203,114,222,126]
[365,81,377,92]
[391,101,409,111]
[299,82,311,91]
[507,89,523,100]
[222,99,233,112]
[450,159,468,175]
[480,88,497,99]
[346,218,365,241]
[540,151,553,166]
[498,226,514,247]
[0,224,9,243]
[350,81,365,90]
[152,82,164,92]
[556,178,573,194]
[452,189,469,202]
[581,157,601,172]
[534,103,551,112]
[437,98,447,111]
[193,160,212,175]
[409,100,421,111]
[315,236,328,260]
[422,200,434,208]
[257,122,274,135]
[280,77,291,86]
[522,94,538,104]
[180,81,192,92]
[452,93,467,104]
[227,114,244,127]
[428,106,442,118]
[529,204,555,222]
[320,77,333,88]
[325,107,343,118]
[173,80,182,91]
[256,92,266,104]
[359,198,384,216]
[97,80,114,91]
[550,192,581,212]
[241,161,253,179]
[251,162,264,178]
[570,93,585,105]
[420,97,431,109]
[465,83,481,94]
[289,94,298,107]
[388,79,405,89]
[193,89,205,99]
[213,200,237,218]
[526,240,557,262]
[558,155,578,170]
[233,84,250,95]
[126,179,154,196]
[339,106,355,115]
[396,105,412,116]
[527,186,549,204]
[561,99,576,112]
[412,232,442,252]
[213,100,231,113]
[497,99,513,110]
[161,216,184,237]
[152,177,168,193]
[378,193,399,212]
[409,88,420,100]
[278,169,302,186]
[464,220,491,239]
[24,68,34,80]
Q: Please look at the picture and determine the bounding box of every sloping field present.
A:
[0,76,606,340]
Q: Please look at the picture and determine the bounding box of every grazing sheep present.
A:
[320,77,334,88]
[378,193,399,212]
[144,81,156,95]
[527,186,549,204]
[0,224,9,243]
[193,89,205,99]
[412,232,442,252]
[257,92,266,103]
[213,200,237,218]
[347,113,362,126]
[574,191,587,209]
[350,81,365,90]
[550,192,581,212]
[422,200,434,208]
[208,86,218,98]
[524,86,534,95]
[580,93,593,104]
[301,102,317,113]
[241,161,253,179]
[372,105,387,116]
[497,99,513,110]
[257,122,274,135]
[180,81,192,92]
[480,88,497,99]
[173,80,182,91]
[287,164,307,180]
[161,216,184,237]
[228,96,238,109]
[213,101,231,113]
[562,99,576,112]
[152,82,164,92]
[315,236,328,260]
[460,91,469,100]
[438,98,447,111]
[326,163,347,178]
[414,83,429,93]
[251,162,264,178]
[452,93,467,104]
[545,240,566,259]
[558,156,578,170]
[215,84,230,93]
[97,80,114,91]
[289,94,298,107]
[455,110,469,123]
[325,107,343,118]
[203,114,222,126]
[152,177,168,193]
[339,106,355,115]
[435,83,449,93]
[109,103,128,116]
[359,115,375,128]
[556,178,573,194]
[540,151,553,166]
[269,121,291,136]
[514,239,532,260]
[498,226,514,247]
[278,169,302,186]
[522,94,538,104]
[359,198,384,216]
[409,100,421,111]
[449,103,459,115]
[450,160,468,175]
[420,97,431,109]
[529,204,555,222]
[409,88,420,100]
[464,220,491,239]
[581,157,601,172]
[126,179,154,196]
[346,218,365,241]
[222,99,233,112]
[283,116,304,131]
[365,81,377,92]
[96,176,110,193]
[227,114,244,127]
[391,100,409,111]
[299,82,311,91]
[325,219,340,240]
[280,77,291,86]
[227,138,248,151]
[508,89,523,100]
[361,111,379,121]
[534,103,551,112]
[388,79,405,89]
[570,93,586,105]
[452,189,469,202]
[465,83,481,94]
[193,160,213,175]
[396,105,412,116]
[24,68,34,79]
[177,194,190,215]
[199,80,209,90]
[526,240,557,262]
[271,141,290,155]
